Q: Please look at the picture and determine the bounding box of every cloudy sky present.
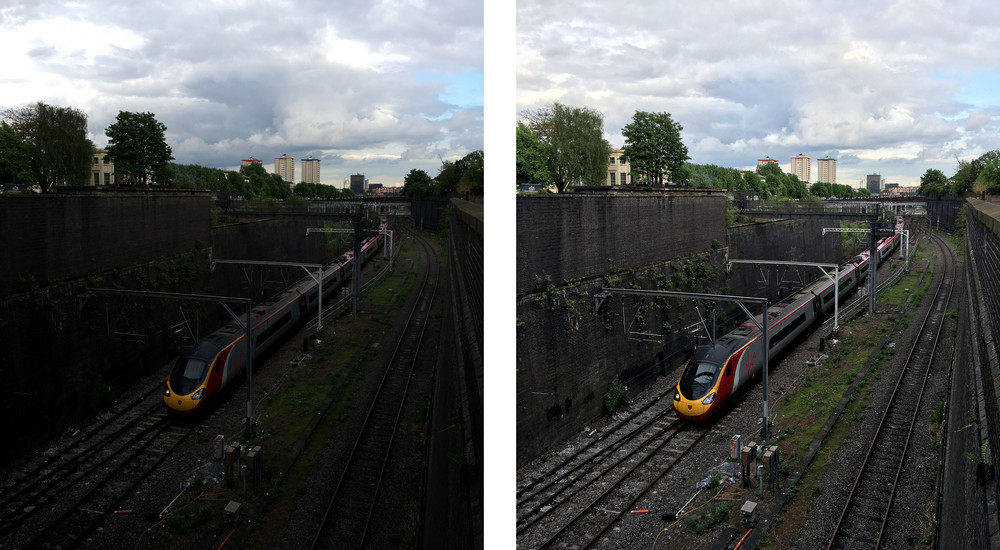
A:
[0,0,483,187]
[517,0,1000,188]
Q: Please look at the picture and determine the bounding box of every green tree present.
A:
[976,150,1000,197]
[919,167,949,198]
[105,111,173,186]
[0,122,37,186]
[457,149,484,197]
[516,121,554,188]
[952,157,983,196]
[434,150,484,197]
[785,174,808,199]
[547,102,611,192]
[402,168,433,198]
[743,171,764,197]
[3,101,93,191]
[855,187,871,198]
[621,111,689,186]
[810,180,832,198]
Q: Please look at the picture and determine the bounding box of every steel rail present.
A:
[827,230,955,549]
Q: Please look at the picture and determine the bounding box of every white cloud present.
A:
[518,0,1000,186]
[0,0,483,186]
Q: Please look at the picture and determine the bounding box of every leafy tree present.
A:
[518,106,554,142]
[743,171,764,197]
[855,188,871,198]
[0,122,37,186]
[810,180,833,198]
[919,167,949,198]
[621,111,689,186]
[105,111,174,185]
[952,157,983,196]
[434,150,484,196]
[785,174,807,199]
[2,101,93,191]
[237,162,290,200]
[547,102,610,191]
[456,149,484,197]
[294,181,343,199]
[402,168,433,198]
[973,150,1000,197]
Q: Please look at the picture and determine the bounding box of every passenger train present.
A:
[673,220,904,421]
[164,220,388,415]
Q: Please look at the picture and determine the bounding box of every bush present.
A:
[604,376,628,413]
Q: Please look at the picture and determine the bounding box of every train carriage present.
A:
[674,224,901,420]
[164,222,387,414]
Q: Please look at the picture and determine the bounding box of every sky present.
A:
[517,0,1000,188]
[0,0,483,187]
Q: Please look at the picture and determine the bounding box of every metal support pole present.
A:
[220,300,255,439]
[833,266,840,331]
[869,225,878,314]
[84,288,256,438]
[245,304,253,438]
[761,302,770,438]
[353,220,362,314]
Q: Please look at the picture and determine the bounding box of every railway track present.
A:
[516,403,708,549]
[311,231,439,549]
[828,229,956,549]
[0,385,164,531]
[2,401,195,549]
[515,390,676,532]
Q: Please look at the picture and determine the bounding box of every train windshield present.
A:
[678,360,721,399]
[169,358,209,396]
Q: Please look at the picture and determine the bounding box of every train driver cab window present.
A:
[679,360,721,398]
[169,358,209,395]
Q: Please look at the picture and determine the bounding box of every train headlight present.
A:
[702,392,716,405]
[192,388,204,400]
[164,386,170,397]
[674,391,681,401]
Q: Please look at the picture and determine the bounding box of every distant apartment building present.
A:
[757,156,778,167]
[92,148,116,186]
[817,156,837,184]
[607,148,634,185]
[790,154,811,182]
[866,174,884,195]
[274,154,295,183]
[241,156,263,168]
[301,156,320,184]
[349,174,366,195]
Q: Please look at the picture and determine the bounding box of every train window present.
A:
[169,358,209,395]
[257,311,293,346]
[679,360,721,398]
[769,313,806,349]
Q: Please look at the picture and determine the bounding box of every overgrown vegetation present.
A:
[684,503,732,535]
[604,376,628,413]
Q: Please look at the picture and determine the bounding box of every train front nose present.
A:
[164,384,204,414]
[674,390,715,419]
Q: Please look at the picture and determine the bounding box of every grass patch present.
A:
[684,503,733,535]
